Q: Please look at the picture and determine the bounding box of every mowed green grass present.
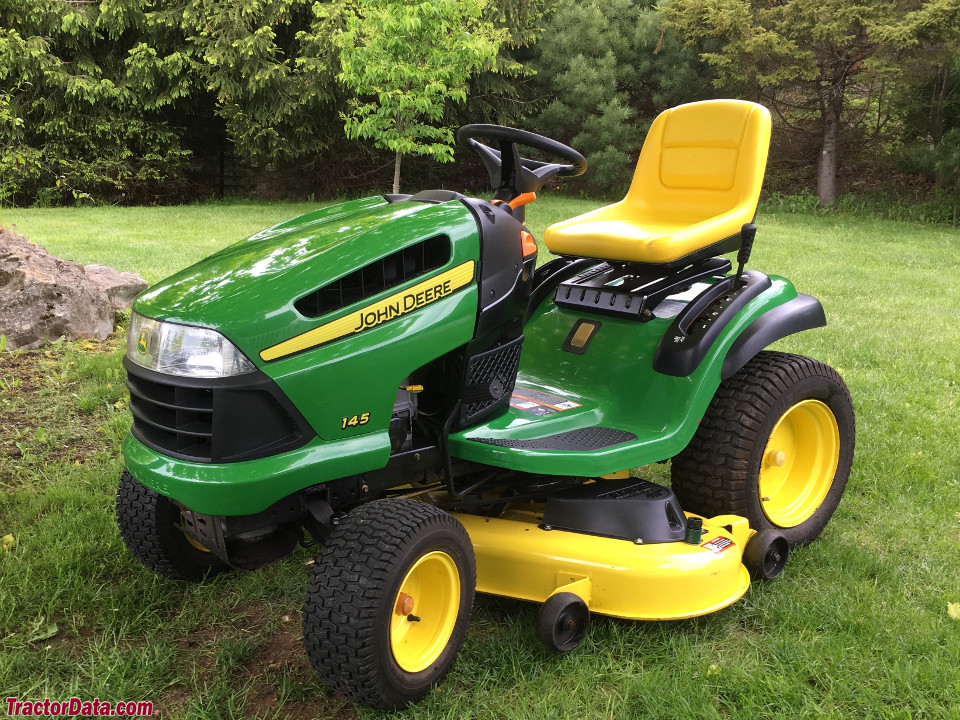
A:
[1,197,959,719]
[1,203,321,284]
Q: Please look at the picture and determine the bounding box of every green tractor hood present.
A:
[133,196,481,366]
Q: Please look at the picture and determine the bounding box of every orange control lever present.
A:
[508,192,537,209]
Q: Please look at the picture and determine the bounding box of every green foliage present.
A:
[180,0,343,163]
[898,128,960,189]
[0,1,196,205]
[761,189,960,227]
[892,52,960,188]
[0,81,40,206]
[760,190,822,216]
[0,0,361,203]
[532,0,713,193]
[460,0,553,119]
[334,0,505,193]
[0,0,551,204]
[3,0,958,204]
[660,0,960,206]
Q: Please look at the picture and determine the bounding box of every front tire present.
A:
[671,352,855,547]
[116,470,228,581]
[302,499,475,709]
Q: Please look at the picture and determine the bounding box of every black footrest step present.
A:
[472,427,636,451]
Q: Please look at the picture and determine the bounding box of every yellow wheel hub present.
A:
[180,512,211,553]
[759,399,840,527]
[390,551,460,673]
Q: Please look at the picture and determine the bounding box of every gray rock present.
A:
[0,230,146,350]
[84,263,148,313]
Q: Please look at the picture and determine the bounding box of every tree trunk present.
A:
[816,82,842,208]
[392,96,408,195]
[393,149,402,195]
[930,65,950,187]
[929,65,947,147]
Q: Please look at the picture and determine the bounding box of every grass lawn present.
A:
[1,197,959,719]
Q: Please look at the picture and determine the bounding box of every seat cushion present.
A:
[543,100,771,265]
[545,215,686,264]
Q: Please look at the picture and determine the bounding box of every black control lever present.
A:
[735,223,757,285]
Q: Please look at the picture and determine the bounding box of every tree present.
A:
[456,0,555,128]
[883,6,960,188]
[0,82,38,206]
[531,0,714,193]
[660,0,960,206]
[333,0,504,194]
[179,0,346,163]
[0,0,195,205]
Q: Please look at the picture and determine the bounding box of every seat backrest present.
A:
[626,100,771,224]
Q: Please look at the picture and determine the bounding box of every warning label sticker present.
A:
[510,387,583,416]
[701,537,736,553]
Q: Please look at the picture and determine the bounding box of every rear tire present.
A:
[671,352,854,547]
[302,499,475,709]
[116,470,228,581]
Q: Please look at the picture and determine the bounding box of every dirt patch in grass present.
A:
[0,351,47,458]
[154,602,358,720]
[237,604,358,720]
[246,632,353,720]
[0,339,124,477]
[245,614,306,678]
[154,685,194,719]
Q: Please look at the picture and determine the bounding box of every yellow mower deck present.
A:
[451,506,754,621]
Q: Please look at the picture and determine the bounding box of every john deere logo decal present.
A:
[353,276,456,332]
[260,260,475,362]
[137,327,151,354]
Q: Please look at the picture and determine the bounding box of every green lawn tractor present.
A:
[117,99,855,709]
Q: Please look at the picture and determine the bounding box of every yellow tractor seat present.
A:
[544,100,772,266]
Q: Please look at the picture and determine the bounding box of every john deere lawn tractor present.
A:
[117,99,855,709]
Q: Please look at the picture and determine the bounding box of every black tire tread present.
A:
[302,499,474,709]
[115,470,225,582]
[671,351,853,543]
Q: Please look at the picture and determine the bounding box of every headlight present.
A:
[126,313,256,378]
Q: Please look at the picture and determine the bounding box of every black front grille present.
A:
[127,374,214,459]
[124,357,314,463]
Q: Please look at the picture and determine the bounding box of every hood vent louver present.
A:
[295,235,451,318]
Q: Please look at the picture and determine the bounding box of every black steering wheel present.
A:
[457,124,587,199]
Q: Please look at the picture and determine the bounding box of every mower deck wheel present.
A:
[743,529,790,580]
[671,351,854,547]
[537,592,590,652]
[115,470,228,582]
[303,499,475,710]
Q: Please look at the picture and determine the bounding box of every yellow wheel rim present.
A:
[390,551,460,673]
[183,534,210,552]
[759,399,840,527]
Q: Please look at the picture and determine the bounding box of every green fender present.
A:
[447,274,808,476]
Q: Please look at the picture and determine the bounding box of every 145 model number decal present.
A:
[341,412,371,430]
